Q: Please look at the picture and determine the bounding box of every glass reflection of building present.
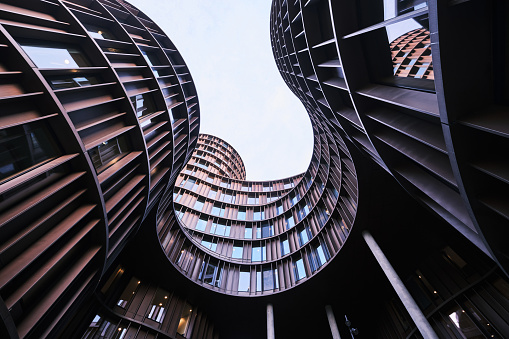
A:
[0,0,508,339]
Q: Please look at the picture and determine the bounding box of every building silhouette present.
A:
[0,0,508,338]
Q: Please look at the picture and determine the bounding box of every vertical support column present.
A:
[267,303,275,339]
[362,231,439,339]
[325,305,341,339]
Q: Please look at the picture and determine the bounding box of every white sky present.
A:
[127,0,313,181]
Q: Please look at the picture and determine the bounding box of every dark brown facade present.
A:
[1,0,509,339]
[0,0,199,337]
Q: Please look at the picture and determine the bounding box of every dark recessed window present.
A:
[0,122,59,183]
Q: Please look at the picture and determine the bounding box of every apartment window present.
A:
[47,74,100,89]
[298,227,311,246]
[20,41,90,68]
[116,278,140,308]
[281,239,290,256]
[285,215,295,230]
[0,123,59,182]
[147,288,169,323]
[195,218,207,231]
[244,226,252,239]
[238,270,250,292]
[84,24,115,40]
[211,222,230,237]
[238,207,246,220]
[141,50,160,67]
[88,136,128,174]
[183,177,196,190]
[208,187,217,198]
[263,267,278,291]
[232,244,243,259]
[252,245,265,262]
[194,199,205,211]
[199,261,222,287]
[177,303,193,336]
[261,222,273,238]
[130,93,156,118]
[294,258,306,281]
[201,239,217,252]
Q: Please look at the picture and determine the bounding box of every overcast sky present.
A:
[127,0,313,181]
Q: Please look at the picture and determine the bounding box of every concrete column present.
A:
[362,231,439,339]
[325,305,341,339]
[267,303,275,339]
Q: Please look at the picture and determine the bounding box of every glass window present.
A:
[238,208,246,220]
[281,239,290,256]
[285,215,295,230]
[276,203,283,215]
[146,288,169,323]
[294,258,306,281]
[238,270,250,292]
[256,270,262,292]
[195,218,207,231]
[20,41,90,68]
[177,303,193,335]
[208,188,217,198]
[199,261,221,287]
[116,278,140,308]
[244,226,252,239]
[298,227,310,246]
[142,50,160,67]
[184,178,196,190]
[194,199,205,211]
[201,239,217,252]
[252,246,265,262]
[47,74,100,89]
[0,123,59,182]
[84,24,115,40]
[88,136,129,174]
[130,93,156,118]
[263,267,275,291]
[261,222,273,238]
[232,245,243,259]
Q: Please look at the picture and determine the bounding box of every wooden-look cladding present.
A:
[82,267,218,339]
[270,0,509,274]
[0,0,198,338]
[158,131,358,296]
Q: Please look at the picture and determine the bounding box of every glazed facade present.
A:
[164,129,357,295]
[0,0,199,337]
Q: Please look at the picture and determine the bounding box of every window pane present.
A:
[238,271,250,292]
[177,303,193,335]
[21,41,90,68]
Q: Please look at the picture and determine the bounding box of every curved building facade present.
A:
[0,0,508,339]
[0,0,198,337]
[165,133,356,295]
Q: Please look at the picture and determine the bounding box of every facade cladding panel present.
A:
[0,0,508,339]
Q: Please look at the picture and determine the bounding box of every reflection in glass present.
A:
[232,245,243,259]
[47,75,99,89]
[147,288,169,323]
[238,270,250,292]
[294,258,306,281]
[177,303,193,336]
[0,123,58,182]
[21,41,89,68]
[88,136,128,174]
[130,93,156,118]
